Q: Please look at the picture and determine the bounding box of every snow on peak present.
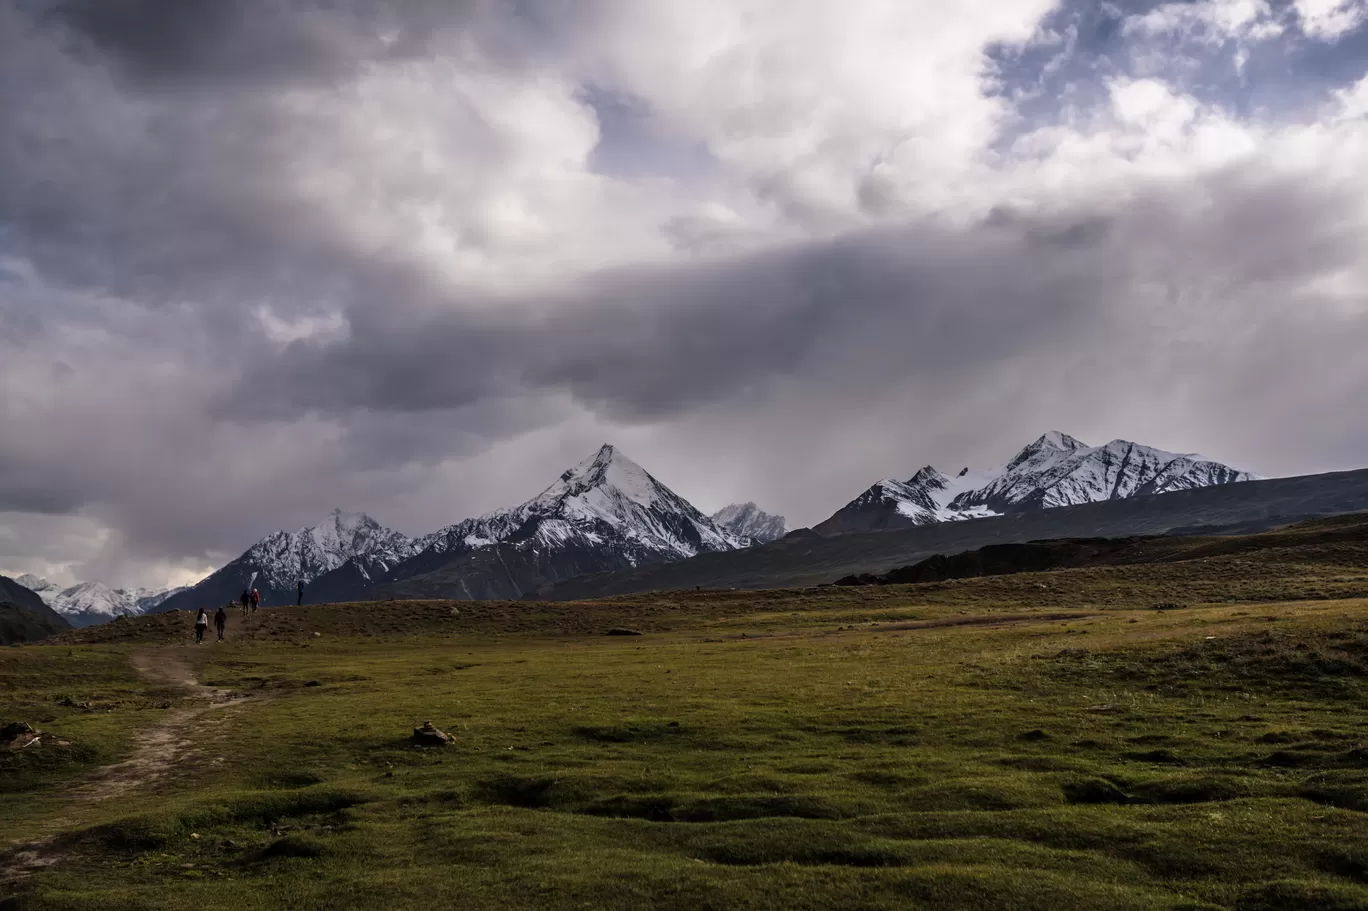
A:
[242,510,414,590]
[532,443,660,512]
[23,578,190,627]
[952,435,1259,514]
[1005,430,1088,472]
[821,431,1258,534]
[711,502,788,544]
[906,466,950,489]
[416,445,745,566]
[15,574,58,597]
[1041,430,1085,450]
[522,444,740,556]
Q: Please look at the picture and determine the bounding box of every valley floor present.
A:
[3,535,1368,910]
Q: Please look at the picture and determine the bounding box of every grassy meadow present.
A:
[3,517,1368,910]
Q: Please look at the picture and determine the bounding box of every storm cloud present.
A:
[1,0,1366,587]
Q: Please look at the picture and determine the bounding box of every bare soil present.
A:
[1,636,250,886]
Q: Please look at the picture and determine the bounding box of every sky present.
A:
[2,0,1367,589]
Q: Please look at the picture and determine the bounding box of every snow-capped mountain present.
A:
[370,444,746,601]
[815,432,1260,535]
[156,509,414,612]
[711,503,788,544]
[234,509,415,591]
[14,574,63,603]
[16,575,188,628]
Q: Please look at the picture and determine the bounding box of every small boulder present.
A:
[606,628,643,636]
[411,721,452,747]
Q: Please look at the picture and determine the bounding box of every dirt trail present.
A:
[75,649,245,804]
[1,616,254,887]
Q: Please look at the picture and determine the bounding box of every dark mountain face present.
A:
[0,575,71,643]
[816,431,1259,536]
[368,535,647,601]
[0,602,70,645]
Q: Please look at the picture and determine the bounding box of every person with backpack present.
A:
[214,606,228,641]
[239,589,250,614]
[194,608,208,644]
[297,579,304,606]
[250,588,260,612]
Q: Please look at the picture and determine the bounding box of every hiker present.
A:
[194,608,208,644]
[214,606,228,641]
[250,588,260,613]
[239,589,250,614]
[297,579,304,606]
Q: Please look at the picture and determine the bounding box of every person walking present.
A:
[214,606,228,641]
[194,608,208,644]
[250,588,260,613]
[297,579,304,606]
[239,589,250,615]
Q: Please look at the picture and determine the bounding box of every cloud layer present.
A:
[2,0,1367,587]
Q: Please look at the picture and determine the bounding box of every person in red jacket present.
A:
[250,588,260,613]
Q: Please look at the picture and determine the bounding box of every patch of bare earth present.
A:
[1,645,250,887]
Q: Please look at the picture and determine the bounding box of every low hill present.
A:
[526,467,1368,601]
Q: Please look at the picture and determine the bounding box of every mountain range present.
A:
[23,432,1261,620]
[16,576,187,628]
[153,444,753,611]
[814,432,1259,535]
[156,509,416,613]
[531,465,1368,601]
[353,444,749,601]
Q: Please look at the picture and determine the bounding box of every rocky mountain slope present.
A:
[711,503,788,544]
[367,445,745,601]
[0,602,69,645]
[156,509,414,612]
[0,574,70,643]
[815,431,1259,535]
[0,574,67,625]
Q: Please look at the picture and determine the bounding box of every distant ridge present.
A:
[157,509,414,612]
[527,466,1368,601]
[711,503,788,544]
[815,432,1257,535]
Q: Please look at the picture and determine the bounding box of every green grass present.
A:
[4,535,1368,909]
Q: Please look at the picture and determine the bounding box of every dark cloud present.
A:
[1,0,1366,588]
[48,0,496,86]
[222,165,1361,436]
[220,214,1120,426]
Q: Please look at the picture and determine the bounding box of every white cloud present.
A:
[1126,0,1284,44]
[1295,0,1368,39]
